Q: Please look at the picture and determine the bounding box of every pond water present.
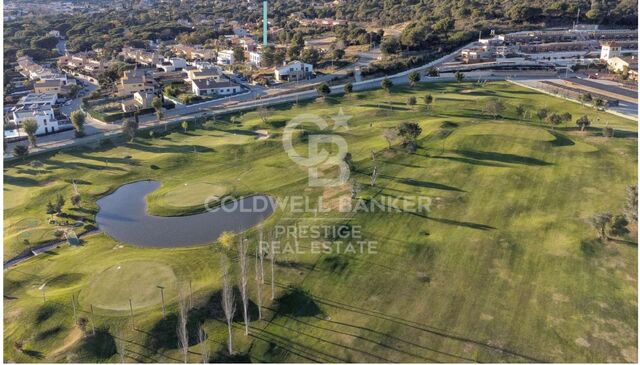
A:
[95,180,274,248]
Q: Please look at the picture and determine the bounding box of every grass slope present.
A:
[3,82,637,363]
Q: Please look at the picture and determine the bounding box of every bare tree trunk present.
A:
[177,290,189,363]
[258,230,265,284]
[220,256,236,355]
[370,166,378,187]
[270,235,276,301]
[254,244,263,320]
[198,326,209,363]
[238,235,250,336]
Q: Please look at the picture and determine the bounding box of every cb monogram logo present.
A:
[282,109,351,187]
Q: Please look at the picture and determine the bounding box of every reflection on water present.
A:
[96,180,274,247]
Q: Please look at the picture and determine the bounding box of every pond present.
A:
[95,180,275,248]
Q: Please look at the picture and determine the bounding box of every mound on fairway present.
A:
[161,182,232,208]
[80,261,177,311]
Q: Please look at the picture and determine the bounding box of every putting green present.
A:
[79,261,177,311]
[160,182,232,208]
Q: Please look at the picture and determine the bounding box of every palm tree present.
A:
[454,71,465,83]
[22,119,39,147]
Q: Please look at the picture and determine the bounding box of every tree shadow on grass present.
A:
[580,238,604,258]
[549,131,575,147]
[206,286,260,323]
[126,142,214,154]
[210,349,252,363]
[311,295,545,362]
[76,328,117,361]
[275,286,322,318]
[453,149,551,166]
[35,303,57,324]
[35,325,64,341]
[317,255,349,275]
[21,349,45,359]
[4,175,40,187]
[359,103,412,111]
[410,212,496,231]
[44,159,127,172]
[430,154,507,167]
[398,178,465,192]
[66,151,137,166]
[146,303,224,351]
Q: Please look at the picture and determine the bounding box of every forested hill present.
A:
[268,0,637,28]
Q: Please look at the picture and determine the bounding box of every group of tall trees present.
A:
[216,230,274,355]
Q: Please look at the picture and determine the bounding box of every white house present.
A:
[600,41,621,61]
[191,80,241,96]
[274,61,314,81]
[187,68,223,82]
[18,93,57,107]
[249,51,262,67]
[12,104,58,135]
[217,50,235,65]
[156,57,187,72]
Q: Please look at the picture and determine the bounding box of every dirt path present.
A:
[47,327,83,359]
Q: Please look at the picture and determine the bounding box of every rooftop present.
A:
[18,93,57,105]
[192,79,237,89]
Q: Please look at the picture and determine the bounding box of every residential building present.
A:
[34,79,64,94]
[173,44,216,60]
[48,30,61,38]
[274,61,314,81]
[59,52,110,74]
[460,47,493,63]
[239,38,257,52]
[18,92,57,107]
[121,91,155,112]
[297,18,348,27]
[191,61,217,70]
[217,50,235,65]
[191,79,241,96]
[187,68,223,82]
[249,51,262,67]
[600,41,622,61]
[116,69,156,96]
[121,46,162,65]
[607,56,638,80]
[156,57,187,72]
[11,104,58,135]
[17,56,65,81]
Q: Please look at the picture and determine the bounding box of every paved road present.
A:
[6,81,116,152]
[60,81,97,116]
[571,77,638,100]
[4,40,601,159]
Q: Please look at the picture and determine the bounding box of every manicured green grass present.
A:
[4,82,637,363]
